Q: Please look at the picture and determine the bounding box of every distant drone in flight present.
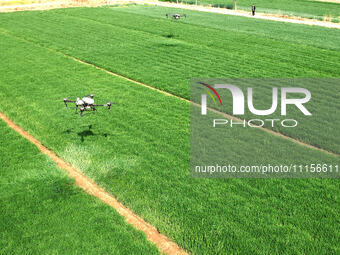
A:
[166,13,186,20]
[63,94,114,116]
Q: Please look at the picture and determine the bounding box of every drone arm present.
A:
[93,102,115,110]
[64,99,76,103]
[64,99,77,107]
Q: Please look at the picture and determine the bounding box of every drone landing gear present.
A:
[80,107,85,117]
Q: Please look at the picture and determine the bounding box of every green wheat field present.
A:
[0,4,339,255]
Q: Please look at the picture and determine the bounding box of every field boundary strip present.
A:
[0,28,338,157]
[0,1,128,12]
[0,112,189,255]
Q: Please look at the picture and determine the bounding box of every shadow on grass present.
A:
[64,125,110,142]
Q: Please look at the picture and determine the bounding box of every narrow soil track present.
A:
[0,0,129,12]
[0,111,188,255]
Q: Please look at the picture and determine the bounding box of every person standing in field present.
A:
[252,4,256,16]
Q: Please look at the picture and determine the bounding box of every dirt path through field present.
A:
[316,0,340,3]
[0,111,188,255]
[0,0,129,12]
[0,1,75,12]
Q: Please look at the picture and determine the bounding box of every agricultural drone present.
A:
[166,13,187,20]
[63,94,114,116]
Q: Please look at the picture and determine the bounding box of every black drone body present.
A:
[63,94,114,116]
[166,13,187,20]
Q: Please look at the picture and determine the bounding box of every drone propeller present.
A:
[106,102,115,110]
